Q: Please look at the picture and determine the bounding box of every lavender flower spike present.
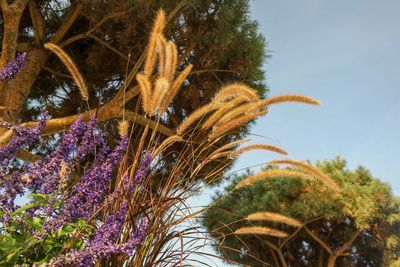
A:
[0,52,27,82]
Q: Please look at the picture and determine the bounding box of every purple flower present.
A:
[49,201,147,266]
[76,114,100,160]
[60,134,128,222]
[26,116,85,193]
[0,113,47,175]
[0,52,27,82]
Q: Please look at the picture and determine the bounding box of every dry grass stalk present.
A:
[144,10,166,75]
[235,144,288,156]
[202,96,251,129]
[210,139,250,156]
[150,77,170,116]
[154,135,183,156]
[160,64,193,114]
[235,169,313,189]
[177,103,221,135]
[209,111,267,140]
[235,226,288,238]
[214,100,269,129]
[136,73,152,114]
[261,95,320,106]
[208,151,235,161]
[44,43,88,101]
[246,212,302,227]
[269,159,341,191]
[213,83,259,103]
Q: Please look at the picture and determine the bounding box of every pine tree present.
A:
[202,157,400,266]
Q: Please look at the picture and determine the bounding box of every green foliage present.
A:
[202,157,400,266]
[0,194,94,265]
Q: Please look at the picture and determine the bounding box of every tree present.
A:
[0,0,266,135]
[202,157,400,266]
[0,0,268,185]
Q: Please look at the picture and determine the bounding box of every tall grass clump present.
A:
[0,9,326,266]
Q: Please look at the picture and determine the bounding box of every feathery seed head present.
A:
[213,83,259,103]
[235,169,314,189]
[235,144,288,156]
[269,159,341,192]
[44,43,88,101]
[150,77,170,116]
[118,120,130,137]
[136,73,152,114]
[262,94,320,106]
[246,212,302,227]
[235,226,288,238]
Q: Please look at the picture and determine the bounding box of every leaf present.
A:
[0,236,16,252]
[13,202,40,216]
[57,224,75,238]
[6,248,21,262]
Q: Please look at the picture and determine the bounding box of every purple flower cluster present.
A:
[0,52,27,82]
[0,113,47,174]
[26,116,85,193]
[0,113,47,212]
[48,202,148,267]
[0,114,151,265]
[60,134,128,222]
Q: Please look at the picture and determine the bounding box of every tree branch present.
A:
[59,7,135,48]
[336,229,362,255]
[87,33,129,60]
[279,216,324,249]
[0,86,174,147]
[51,2,84,44]
[28,0,45,44]
[304,226,333,255]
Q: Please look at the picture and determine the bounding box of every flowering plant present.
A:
[0,9,322,267]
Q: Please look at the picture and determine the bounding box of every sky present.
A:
[243,0,400,195]
[192,0,400,265]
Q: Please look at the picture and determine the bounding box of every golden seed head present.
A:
[246,212,302,227]
[44,43,88,101]
[235,226,288,238]
[118,120,130,137]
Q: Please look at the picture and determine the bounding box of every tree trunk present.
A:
[327,255,337,267]
[4,49,47,121]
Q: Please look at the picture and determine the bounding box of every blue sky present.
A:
[238,0,400,195]
[193,1,400,265]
